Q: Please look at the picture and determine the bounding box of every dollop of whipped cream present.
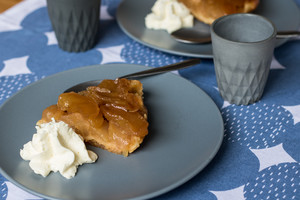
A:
[20,119,98,179]
[145,0,193,33]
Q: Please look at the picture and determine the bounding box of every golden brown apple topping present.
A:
[38,78,148,156]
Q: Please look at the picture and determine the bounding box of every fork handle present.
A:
[119,59,201,79]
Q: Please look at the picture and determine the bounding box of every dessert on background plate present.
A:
[145,0,260,32]
[177,0,260,24]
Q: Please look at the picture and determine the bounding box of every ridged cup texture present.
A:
[47,0,100,52]
[214,58,271,105]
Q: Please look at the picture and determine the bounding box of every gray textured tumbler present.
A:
[47,0,101,52]
[211,13,277,105]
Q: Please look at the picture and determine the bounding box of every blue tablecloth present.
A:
[0,0,299,199]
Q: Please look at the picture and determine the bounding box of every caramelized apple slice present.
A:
[57,92,104,129]
[101,105,148,138]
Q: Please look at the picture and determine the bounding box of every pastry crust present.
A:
[178,0,260,24]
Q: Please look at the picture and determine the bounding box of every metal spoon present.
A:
[171,28,211,44]
[64,58,201,93]
[171,30,300,44]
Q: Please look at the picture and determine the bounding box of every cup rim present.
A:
[211,13,277,45]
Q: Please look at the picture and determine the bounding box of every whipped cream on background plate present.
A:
[145,0,194,33]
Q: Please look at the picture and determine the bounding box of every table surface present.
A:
[0,0,299,200]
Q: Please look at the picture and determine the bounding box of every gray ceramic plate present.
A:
[116,0,300,58]
[0,64,224,200]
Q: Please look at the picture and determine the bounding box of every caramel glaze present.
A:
[38,79,149,156]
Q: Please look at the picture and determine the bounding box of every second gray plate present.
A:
[116,0,300,58]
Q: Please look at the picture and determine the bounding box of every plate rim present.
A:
[0,63,224,200]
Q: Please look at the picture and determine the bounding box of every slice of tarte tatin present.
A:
[37,78,149,156]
